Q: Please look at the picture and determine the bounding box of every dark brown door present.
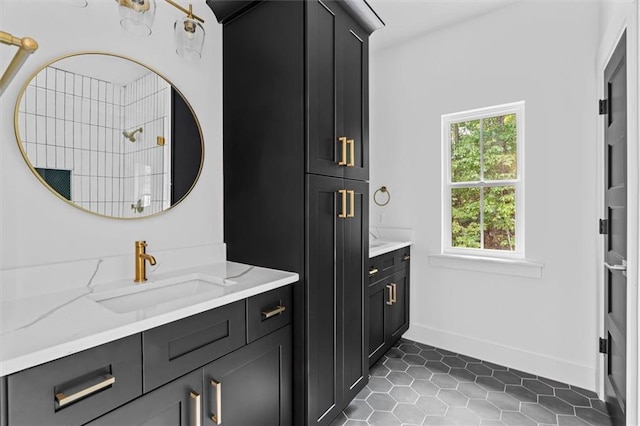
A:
[603,31,627,426]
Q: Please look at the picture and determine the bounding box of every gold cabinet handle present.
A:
[190,391,201,426]
[347,190,355,218]
[369,268,379,276]
[403,255,411,261]
[210,380,222,425]
[262,304,286,319]
[55,374,115,407]
[338,189,347,218]
[338,137,348,165]
[347,139,355,167]
[391,283,397,304]
[386,284,393,305]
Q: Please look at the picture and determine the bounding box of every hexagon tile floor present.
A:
[331,339,612,426]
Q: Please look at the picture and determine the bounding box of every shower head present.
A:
[123,127,143,142]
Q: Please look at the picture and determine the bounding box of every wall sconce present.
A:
[166,0,205,60]
[118,0,157,36]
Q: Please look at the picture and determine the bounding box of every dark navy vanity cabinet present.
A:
[368,247,411,366]
[3,285,293,426]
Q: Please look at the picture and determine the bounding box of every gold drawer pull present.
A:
[338,189,347,218]
[347,190,355,218]
[391,283,397,304]
[369,268,379,276]
[190,391,201,426]
[211,380,222,425]
[403,255,411,261]
[338,137,348,165]
[386,284,393,305]
[347,139,355,167]
[55,374,115,407]
[262,305,286,319]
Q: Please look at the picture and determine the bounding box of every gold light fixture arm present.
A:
[164,0,205,23]
[0,31,38,97]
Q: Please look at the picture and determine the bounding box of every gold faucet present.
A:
[134,241,156,283]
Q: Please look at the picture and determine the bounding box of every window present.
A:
[442,101,524,258]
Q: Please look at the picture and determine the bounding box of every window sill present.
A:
[428,253,544,279]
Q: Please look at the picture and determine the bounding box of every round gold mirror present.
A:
[14,52,204,219]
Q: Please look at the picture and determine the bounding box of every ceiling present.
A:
[367,0,521,52]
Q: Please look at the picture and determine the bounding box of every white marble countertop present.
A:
[0,261,298,377]
[369,240,412,258]
[369,227,414,258]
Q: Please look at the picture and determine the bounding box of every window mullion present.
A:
[479,118,485,182]
[479,118,485,250]
[480,185,485,250]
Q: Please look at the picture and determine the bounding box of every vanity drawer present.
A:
[142,300,245,392]
[369,247,410,284]
[246,284,292,343]
[7,334,142,426]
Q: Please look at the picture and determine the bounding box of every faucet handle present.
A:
[135,240,147,248]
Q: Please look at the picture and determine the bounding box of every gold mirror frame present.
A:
[13,51,204,220]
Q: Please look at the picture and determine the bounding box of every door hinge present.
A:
[599,219,608,235]
[599,99,608,115]
[599,337,608,354]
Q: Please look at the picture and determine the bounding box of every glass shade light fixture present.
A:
[117,0,156,36]
[166,0,205,60]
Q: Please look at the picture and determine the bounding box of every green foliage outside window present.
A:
[450,114,517,251]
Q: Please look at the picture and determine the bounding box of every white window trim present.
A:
[441,101,525,259]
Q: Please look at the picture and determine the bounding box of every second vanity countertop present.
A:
[370,240,412,258]
[369,227,414,258]
[0,261,298,377]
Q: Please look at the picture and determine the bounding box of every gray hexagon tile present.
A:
[335,339,613,426]
[367,392,397,411]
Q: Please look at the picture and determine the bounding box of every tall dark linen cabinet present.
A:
[207,1,382,424]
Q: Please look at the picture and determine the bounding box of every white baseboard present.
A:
[404,323,597,392]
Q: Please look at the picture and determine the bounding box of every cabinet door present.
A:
[342,179,368,401]
[306,174,344,424]
[368,278,389,367]
[86,369,202,426]
[307,1,369,180]
[203,326,292,426]
[337,10,369,181]
[307,0,339,178]
[307,175,367,425]
[387,268,410,342]
[368,264,410,367]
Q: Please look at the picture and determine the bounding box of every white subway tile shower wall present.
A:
[17,66,171,218]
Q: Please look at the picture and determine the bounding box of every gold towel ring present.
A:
[373,186,390,206]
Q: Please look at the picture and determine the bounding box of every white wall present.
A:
[0,1,223,271]
[369,1,601,390]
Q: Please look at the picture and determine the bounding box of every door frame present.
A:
[595,5,639,425]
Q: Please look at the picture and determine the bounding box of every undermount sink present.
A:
[90,273,237,314]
